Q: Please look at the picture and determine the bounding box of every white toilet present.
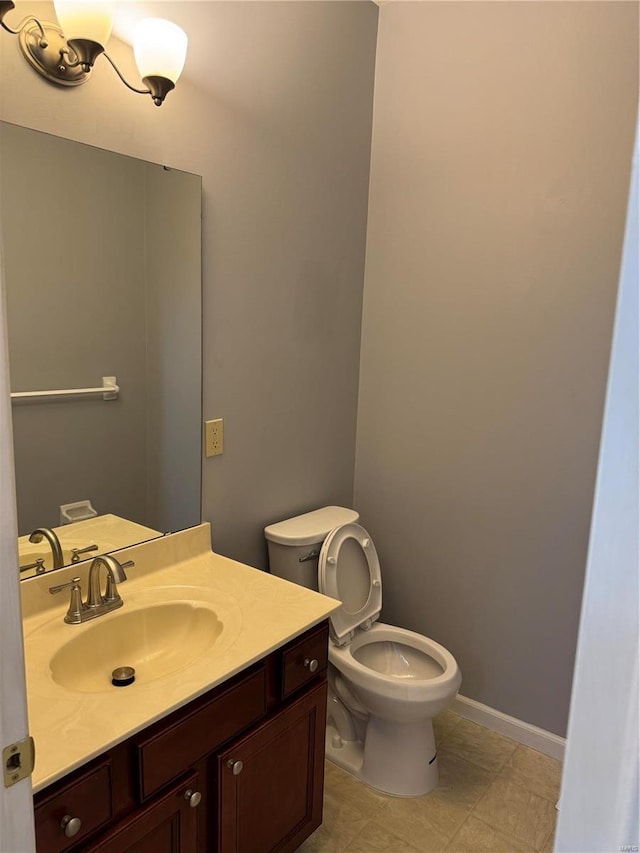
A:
[264,506,462,797]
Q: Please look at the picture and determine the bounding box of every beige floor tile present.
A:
[498,745,562,803]
[374,793,458,849]
[371,761,485,853]
[473,775,557,850]
[445,814,536,852]
[324,761,389,819]
[369,810,450,853]
[430,750,496,825]
[443,719,517,773]
[433,710,461,747]
[297,788,370,853]
[296,824,349,853]
[344,820,424,853]
[303,723,558,853]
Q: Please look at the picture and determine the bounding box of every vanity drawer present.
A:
[280,622,329,700]
[34,760,112,853]
[136,665,267,801]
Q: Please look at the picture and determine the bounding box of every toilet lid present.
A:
[318,523,382,643]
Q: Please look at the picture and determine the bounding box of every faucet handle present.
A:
[70,544,99,563]
[49,577,81,594]
[49,577,85,624]
[19,558,46,575]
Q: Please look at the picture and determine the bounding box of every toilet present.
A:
[264,506,462,797]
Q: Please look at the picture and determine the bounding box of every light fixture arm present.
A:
[1,14,45,41]
[102,53,175,106]
[102,53,151,95]
[101,52,151,95]
[0,2,45,42]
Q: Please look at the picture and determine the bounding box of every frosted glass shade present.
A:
[53,1,113,46]
[134,18,188,84]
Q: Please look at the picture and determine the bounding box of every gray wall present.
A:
[0,2,378,565]
[354,1,638,736]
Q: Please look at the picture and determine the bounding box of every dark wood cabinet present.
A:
[88,773,200,853]
[217,681,327,853]
[136,667,267,803]
[33,622,328,853]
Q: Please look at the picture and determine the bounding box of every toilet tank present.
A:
[264,506,359,589]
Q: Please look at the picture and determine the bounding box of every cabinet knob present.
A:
[184,789,201,808]
[60,815,82,838]
[304,658,319,673]
[227,759,244,775]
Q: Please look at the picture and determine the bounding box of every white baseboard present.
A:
[451,694,566,761]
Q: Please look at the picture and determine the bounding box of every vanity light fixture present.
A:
[0,1,188,106]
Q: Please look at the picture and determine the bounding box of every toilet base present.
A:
[325,723,364,776]
[325,717,439,798]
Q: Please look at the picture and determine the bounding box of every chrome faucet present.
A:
[49,555,134,624]
[29,527,64,569]
[87,555,131,610]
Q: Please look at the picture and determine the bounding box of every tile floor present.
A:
[298,711,561,852]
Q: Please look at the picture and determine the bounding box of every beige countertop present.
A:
[21,524,339,793]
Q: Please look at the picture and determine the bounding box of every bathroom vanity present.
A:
[21,525,339,853]
[33,623,328,852]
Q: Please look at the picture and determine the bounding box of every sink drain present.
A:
[111,666,135,687]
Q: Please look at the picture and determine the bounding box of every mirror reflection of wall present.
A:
[0,122,203,571]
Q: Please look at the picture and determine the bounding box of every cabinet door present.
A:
[83,773,201,853]
[218,681,327,853]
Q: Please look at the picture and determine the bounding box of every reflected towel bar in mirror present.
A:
[11,376,119,403]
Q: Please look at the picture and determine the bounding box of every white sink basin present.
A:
[49,602,224,693]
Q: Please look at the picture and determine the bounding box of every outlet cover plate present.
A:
[205,418,224,457]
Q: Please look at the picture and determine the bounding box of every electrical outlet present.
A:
[205,418,224,457]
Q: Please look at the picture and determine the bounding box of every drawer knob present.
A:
[184,789,202,808]
[60,815,82,838]
[304,658,319,673]
[227,759,244,775]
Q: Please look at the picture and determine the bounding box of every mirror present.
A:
[0,122,203,577]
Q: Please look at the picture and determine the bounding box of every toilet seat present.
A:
[318,523,461,706]
[319,522,382,644]
[329,622,461,707]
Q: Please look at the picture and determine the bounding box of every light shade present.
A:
[133,18,187,85]
[53,1,113,46]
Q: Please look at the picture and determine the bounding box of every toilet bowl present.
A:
[265,506,462,797]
